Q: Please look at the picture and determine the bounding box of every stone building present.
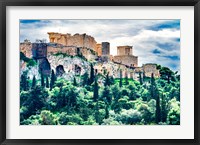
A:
[47,32,97,51]
[102,42,110,56]
[117,46,133,55]
[142,63,160,78]
[113,46,138,67]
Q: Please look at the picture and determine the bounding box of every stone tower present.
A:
[113,45,138,67]
[117,46,133,55]
[102,42,110,56]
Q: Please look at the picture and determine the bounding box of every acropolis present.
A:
[20,32,160,79]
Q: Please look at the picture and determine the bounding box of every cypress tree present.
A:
[89,63,95,85]
[46,77,49,88]
[151,73,161,123]
[26,76,30,91]
[105,105,109,119]
[139,71,143,85]
[105,73,109,86]
[156,93,161,124]
[150,73,155,99]
[143,72,146,81]
[119,69,122,88]
[95,101,100,124]
[20,74,26,91]
[161,93,167,122]
[125,72,129,85]
[93,76,99,102]
[82,72,89,86]
[32,75,36,89]
[102,86,112,105]
[73,77,77,86]
[50,70,56,90]
[41,73,45,87]
[20,72,29,91]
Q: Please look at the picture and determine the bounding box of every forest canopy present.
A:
[20,64,180,125]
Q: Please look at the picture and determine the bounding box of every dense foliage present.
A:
[20,64,180,125]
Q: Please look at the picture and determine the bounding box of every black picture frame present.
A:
[0,0,200,145]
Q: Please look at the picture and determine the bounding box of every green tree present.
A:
[155,93,161,124]
[150,73,156,99]
[159,66,175,84]
[102,86,112,105]
[50,70,56,90]
[105,73,110,86]
[40,110,57,125]
[50,83,78,111]
[58,113,83,125]
[116,109,142,125]
[73,77,77,86]
[93,76,99,102]
[150,73,161,123]
[139,71,143,85]
[119,69,122,88]
[46,77,49,88]
[167,98,180,125]
[89,63,95,85]
[95,102,100,124]
[82,72,89,86]
[142,72,146,82]
[20,72,29,91]
[137,103,154,124]
[104,73,114,86]
[31,75,36,89]
[105,105,109,119]
[125,72,129,85]
[25,86,48,117]
[161,93,167,122]
[41,72,45,87]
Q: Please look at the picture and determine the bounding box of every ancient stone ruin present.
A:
[113,46,138,67]
[20,32,160,80]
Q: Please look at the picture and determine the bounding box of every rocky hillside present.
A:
[47,54,91,81]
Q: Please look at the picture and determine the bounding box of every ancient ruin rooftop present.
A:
[47,32,93,37]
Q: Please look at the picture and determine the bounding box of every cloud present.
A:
[149,20,180,31]
[20,19,180,72]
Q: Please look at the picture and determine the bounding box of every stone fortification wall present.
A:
[113,55,138,67]
[48,32,97,51]
[47,45,97,61]
[47,45,77,56]
[20,42,97,61]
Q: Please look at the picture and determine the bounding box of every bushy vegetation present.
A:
[20,52,37,67]
[20,65,180,125]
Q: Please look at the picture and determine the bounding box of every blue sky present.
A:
[20,19,180,72]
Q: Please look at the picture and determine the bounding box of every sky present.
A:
[20,19,180,72]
